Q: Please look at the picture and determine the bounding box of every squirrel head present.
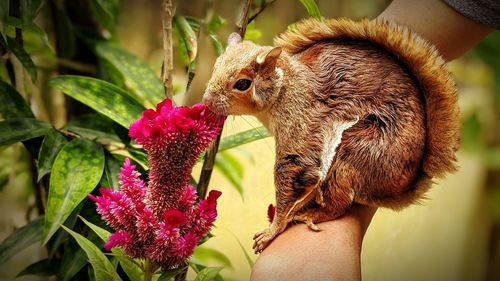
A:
[203,32,284,116]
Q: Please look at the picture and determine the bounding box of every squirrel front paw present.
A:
[253,227,279,254]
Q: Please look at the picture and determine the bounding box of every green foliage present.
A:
[62,226,122,281]
[17,259,60,277]
[0,118,51,147]
[0,216,44,264]
[6,36,37,82]
[43,139,105,243]
[298,0,322,19]
[37,130,68,181]
[0,80,34,118]
[0,0,284,280]
[50,75,145,128]
[96,42,164,106]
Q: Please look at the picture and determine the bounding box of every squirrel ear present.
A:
[256,47,282,76]
[227,32,242,47]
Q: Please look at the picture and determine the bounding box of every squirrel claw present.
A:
[253,228,277,254]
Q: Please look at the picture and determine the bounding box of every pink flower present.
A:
[90,99,224,269]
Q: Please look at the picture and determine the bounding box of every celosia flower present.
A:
[90,99,224,269]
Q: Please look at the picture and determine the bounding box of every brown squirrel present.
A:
[203,18,460,253]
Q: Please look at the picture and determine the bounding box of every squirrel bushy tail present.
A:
[275,18,460,208]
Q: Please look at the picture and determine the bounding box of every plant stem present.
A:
[197,0,254,199]
[162,0,174,99]
[144,259,154,281]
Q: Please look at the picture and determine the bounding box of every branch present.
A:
[248,0,278,25]
[162,0,174,99]
[197,0,254,199]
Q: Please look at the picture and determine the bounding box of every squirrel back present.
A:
[275,18,460,179]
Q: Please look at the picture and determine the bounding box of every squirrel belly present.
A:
[203,18,460,252]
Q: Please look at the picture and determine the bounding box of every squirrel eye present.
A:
[233,79,252,91]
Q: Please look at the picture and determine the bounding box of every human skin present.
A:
[250,1,493,280]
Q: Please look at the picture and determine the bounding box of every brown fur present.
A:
[203,18,460,253]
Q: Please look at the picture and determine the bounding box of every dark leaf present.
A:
[6,36,37,82]
[101,152,122,189]
[17,258,59,277]
[21,0,45,24]
[65,114,122,145]
[43,138,105,244]
[50,75,145,128]
[0,118,51,147]
[0,216,44,264]
[0,80,33,118]
[37,129,68,182]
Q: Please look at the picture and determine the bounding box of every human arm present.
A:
[377,0,493,61]
[250,205,376,281]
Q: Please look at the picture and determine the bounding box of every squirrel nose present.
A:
[202,92,213,106]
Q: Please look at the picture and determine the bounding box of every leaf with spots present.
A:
[62,226,122,281]
[0,118,51,147]
[96,42,163,107]
[43,138,105,244]
[50,75,145,128]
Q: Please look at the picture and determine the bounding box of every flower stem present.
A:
[144,259,155,281]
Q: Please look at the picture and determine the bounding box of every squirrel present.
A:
[203,18,460,253]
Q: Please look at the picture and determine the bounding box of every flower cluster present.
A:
[90,99,224,269]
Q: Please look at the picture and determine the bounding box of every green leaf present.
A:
[215,151,244,199]
[37,130,68,181]
[0,216,44,264]
[65,114,122,145]
[79,216,110,242]
[57,235,88,281]
[6,36,37,82]
[50,75,145,128]
[0,118,51,147]
[207,15,226,33]
[62,226,122,281]
[193,246,233,269]
[95,42,164,107]
[89,0,119,32]
[244,21,262,41]
[231,233,254,268]
[43,138,105,244]
[219,126,271,152]
[101,153,122,189]
[194,267,223,281]
[174,15,198,64]
[80,217,144,281]
[208,34,224,56]
[0,80,33,118]
[17,258,59,277]
[298,0,322,19]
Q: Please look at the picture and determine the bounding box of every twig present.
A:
[197,0,254,199]
[248,0,278,24]
[162,0,174,99]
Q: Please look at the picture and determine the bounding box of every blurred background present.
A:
[1,0,499,280]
